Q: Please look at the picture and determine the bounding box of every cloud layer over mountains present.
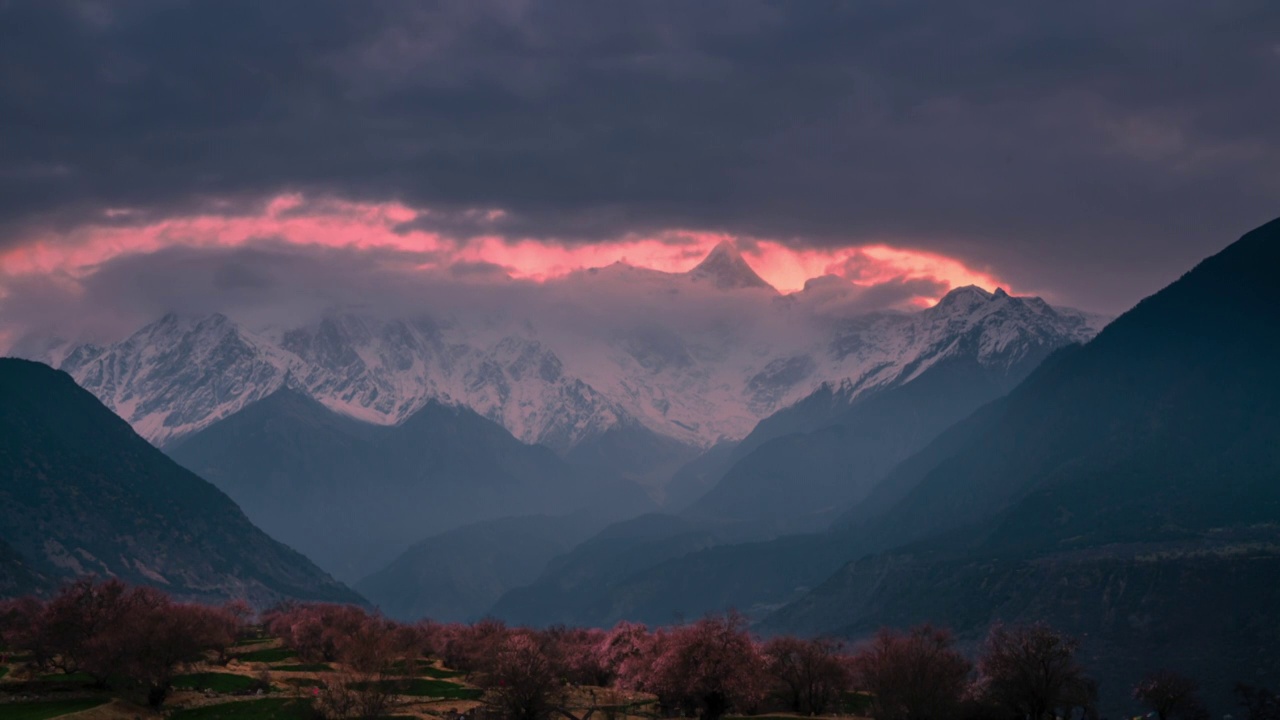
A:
[2,0,1278,319]
[1,237,976,353]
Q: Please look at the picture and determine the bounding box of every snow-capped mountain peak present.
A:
[27,282,1109,456]
[686,241,776,291]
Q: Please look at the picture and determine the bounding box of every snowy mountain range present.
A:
[18,244,1108,463]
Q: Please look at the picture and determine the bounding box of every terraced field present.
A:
[0,632,676,720]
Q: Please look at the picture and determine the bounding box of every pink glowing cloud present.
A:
[0,193,1009,305]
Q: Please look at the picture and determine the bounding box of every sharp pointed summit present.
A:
[687,241,776,291]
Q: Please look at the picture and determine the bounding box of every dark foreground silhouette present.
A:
[3,579,1276,720]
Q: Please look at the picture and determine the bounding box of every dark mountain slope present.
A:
[169,388,653,583]
[662,441,740,512]
[565,419,703,499]
[0,537,46,597]
[357,512,612,623]
[0,359,360,606]
[489,328,1082,627]
[684,351,1045,533]
[488,513,725,626]
[830,216,1280,555]
[766,217,1280,713]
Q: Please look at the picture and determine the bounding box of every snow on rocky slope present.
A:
[24,244,1108,452]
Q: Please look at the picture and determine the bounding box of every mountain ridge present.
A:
[0,358,361,606]
[760,216,1280,714]
[167,381,655,583]
[14,243,1105,461]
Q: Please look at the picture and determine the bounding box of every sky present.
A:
[1,0,1278,346]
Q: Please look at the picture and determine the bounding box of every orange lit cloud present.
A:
[0,193,1008,305]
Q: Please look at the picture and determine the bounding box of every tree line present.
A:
[2,579,1276,720]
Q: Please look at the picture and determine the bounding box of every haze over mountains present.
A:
[166,388,650,582]
[4,220,1279,712]
[12,246,1106,589]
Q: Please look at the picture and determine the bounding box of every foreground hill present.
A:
[0,359,361,606]
[168,388,653,582]
[768,217,1280,711]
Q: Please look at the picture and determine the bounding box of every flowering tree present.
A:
[644,614,768,720]
[543,625,610,686]
[341,616,402,674]
[764,635,851,716]
[853,624,971,720]
[268,603,373,663]
[441,618,512,674]
[1133,670,1207,720]
[597,621,663,691]
[479,632,569,720]
[390,619,437,661]
[6,579,235,706]
[265,602,410,719]
[975,622,1095,720]
[34,577,134,679]
[112,595,236,706]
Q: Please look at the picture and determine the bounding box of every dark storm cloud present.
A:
[1,0,1277,311]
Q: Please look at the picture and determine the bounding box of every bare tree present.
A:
[975,622,1094,720]
[1134,671,1207,720]
[853,624,971,720]
[764,635,851,715]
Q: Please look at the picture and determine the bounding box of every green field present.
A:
[233,637,272,647]
[418,665,464,679]
[172,672,264,693]
[36,671,95,683]
[168,698,312,720]
[0,665,9,680]
[0,698,109,720]
[272,663,332,673]
[281,677,324,689]
[370,678,483,700]
[233,647,297,663]
[387,660,463,679]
